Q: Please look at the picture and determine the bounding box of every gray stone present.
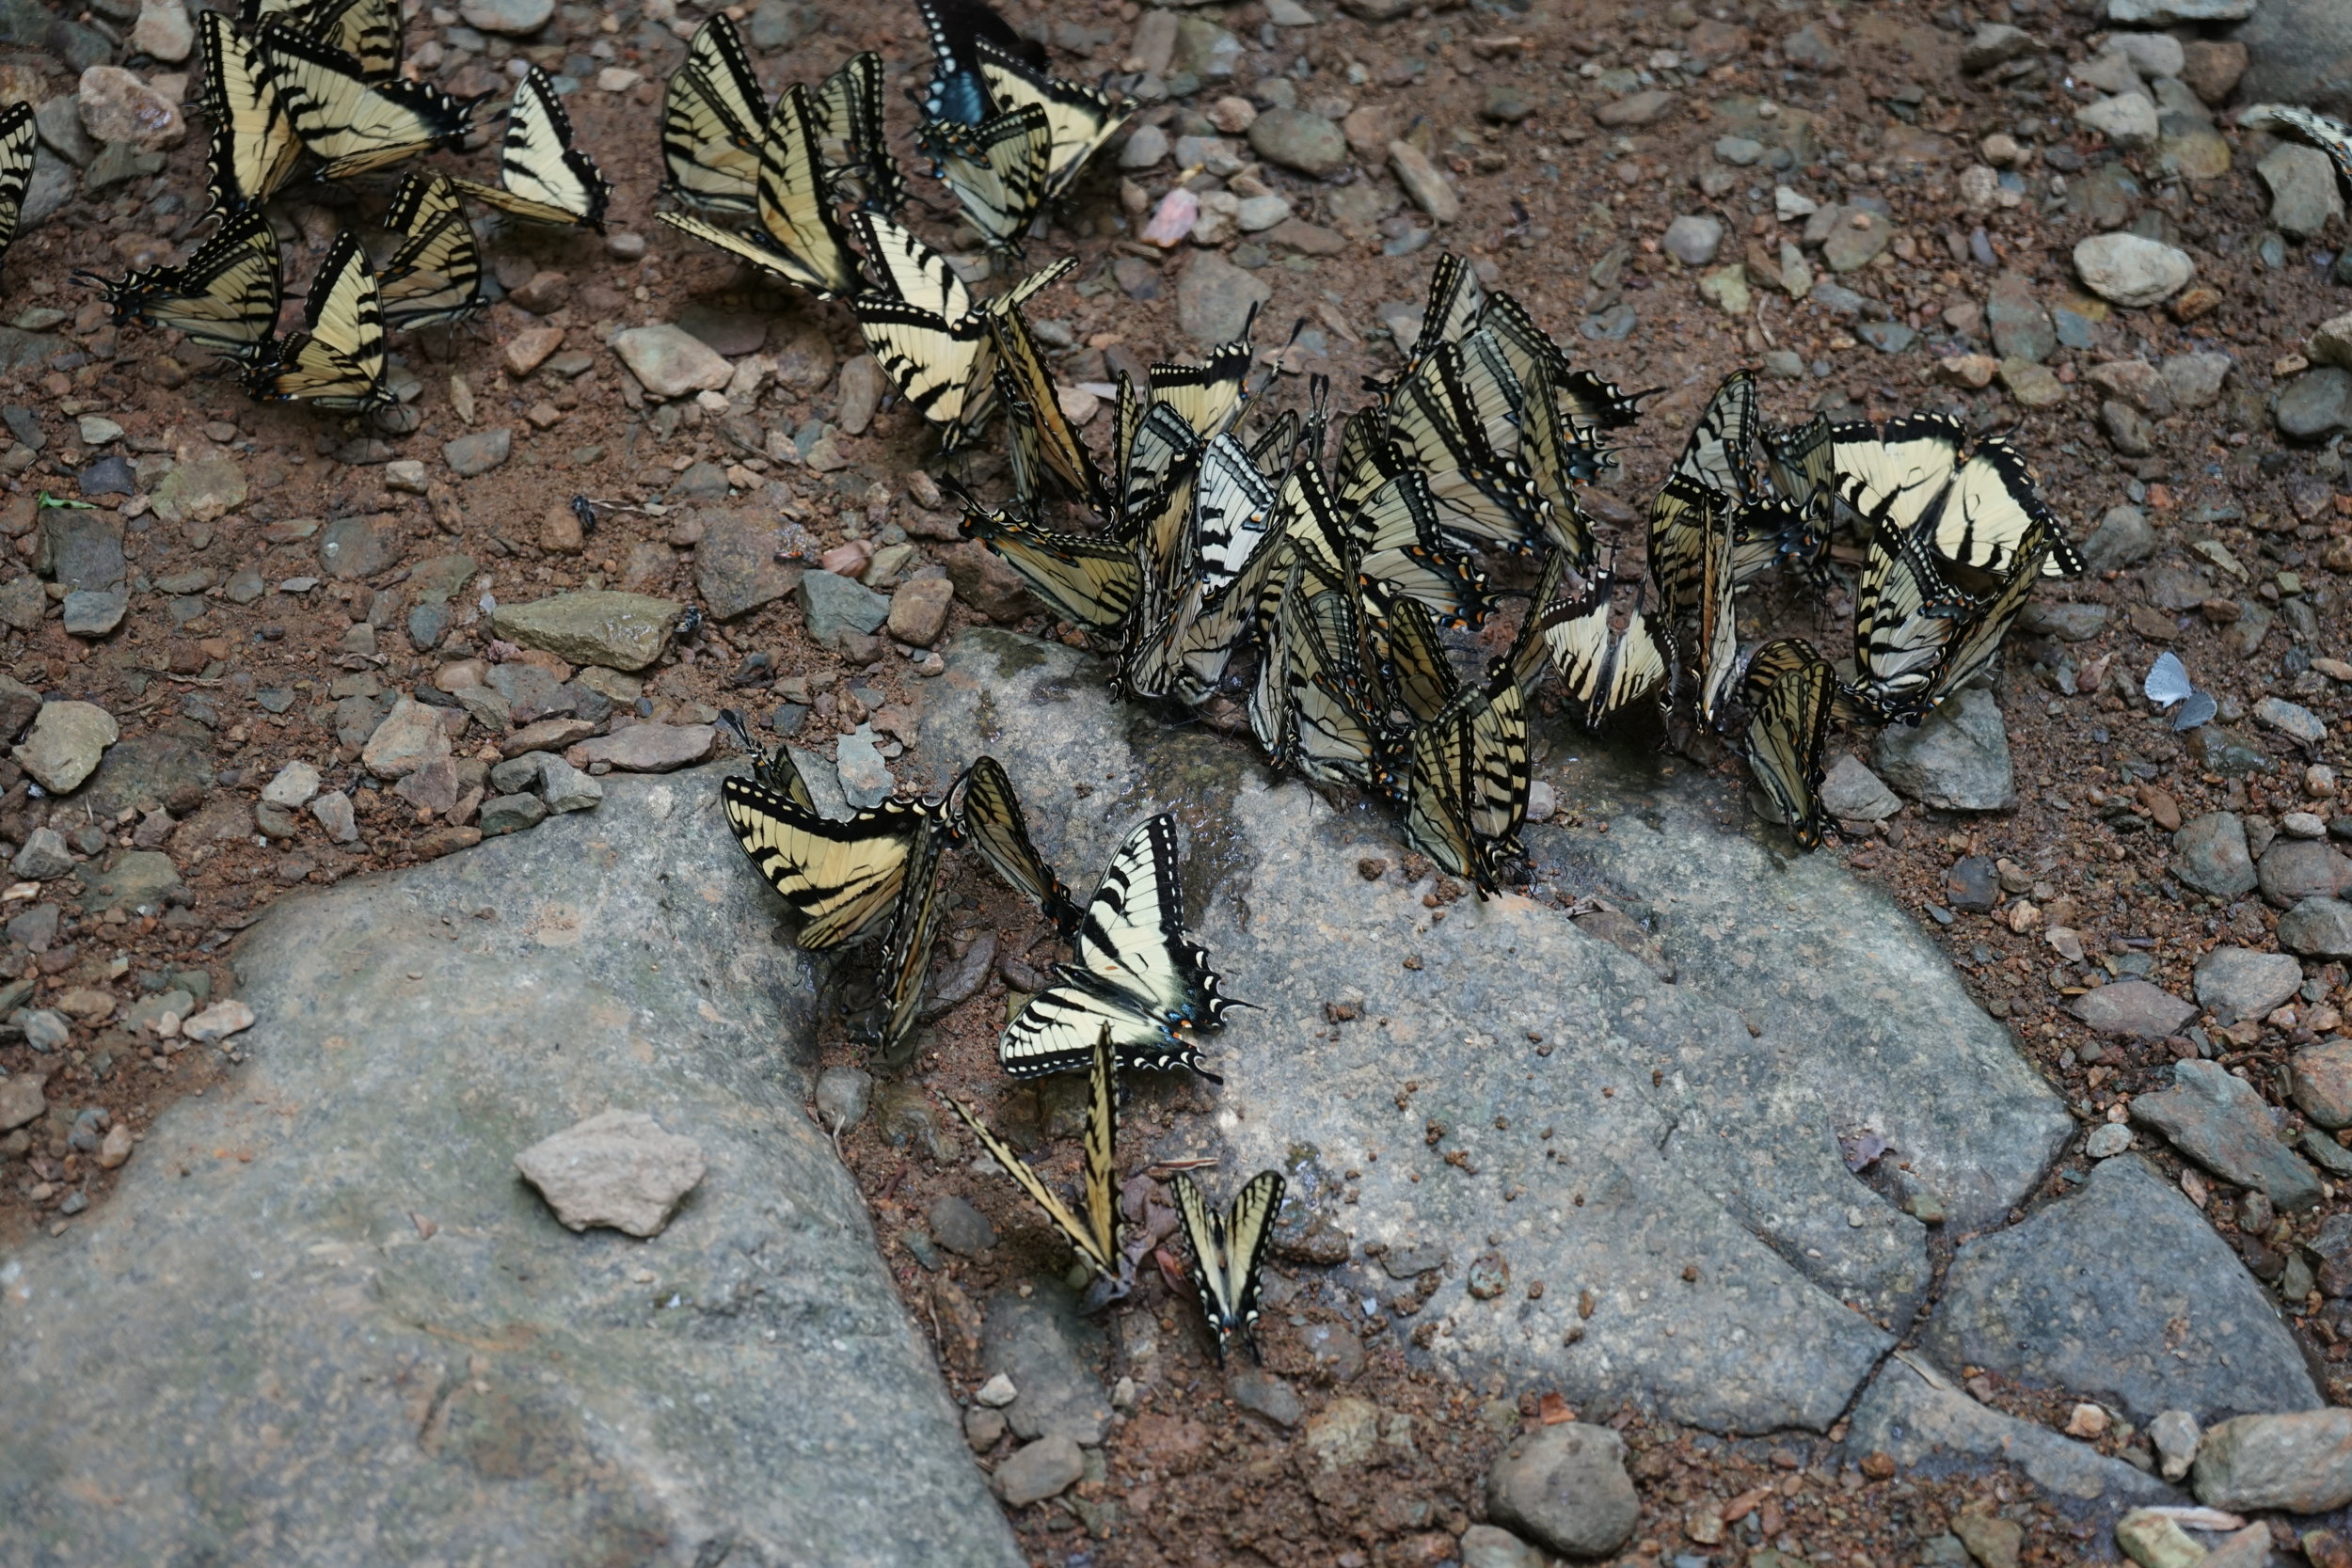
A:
[928,1195,996,1256]
[478,791,548,834]
[360,696,447,780]
[2017,601,2108,641]
[1175,251,1271,349]
[2170,811,2255,896]
[991,1433,1084,1506]
[2191,945,2305,1023]
[834,724,892,810]
[2253,695,2328,747]
[814,1065,871,1132]
[2280,898,2352,959]
[1872,689,2014,811]
[1228,1368,1303,1427]
[2085,1122,2135,1158]
[611,324,732,398]
[1662,214,1724,266]
[887,577,954,648]
[2191,1411,2352,1513]
[42,505,122,595]
[982,1286,1111,1446]
[797,570,889,652]
[57,588,122,638]
[1485,1424,1640,1560]
[2133,1060,2324,1212]
[317,514,396,578]
[512,1108,705,1236]
[834,355,884,436]
[261,761,320,809]
[2235,0,2352,119]
[2152,1409,2201,1481]
[458,0,551,35]
[2291,1039,2352,1128]
[2279,370,2352,439]
[2161,351,2232,409]
[2084,504,2158,574]
[2106,0,2250,19]
[0,1069,44,1130]
[1819,754,1901,821]
[695,511,801,622]
[442,426,512,478]
[491,591,683,672]
[1920,1156,2318,1426]
[1246,106,1345,176]
[2074,232,2195,308]
[535,754,601,814]
[12,700,117,793]
[1962,23,2037,73]
[1459,1523,1547,1568]
[2071,979,2197,1037]
[2259,838,2352,906]
[1848,1354,2178,1504]
[78,850,181,917]
[2257,144,2344,242]
[2076,92,2161,150]
[310,791,358,843]
[569,723,716,774]
[1988,272,2056,363]
[11,826,72,879]
[0,768,1020,1564]
[923,630,2074,1432]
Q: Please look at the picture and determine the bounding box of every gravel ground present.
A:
[4,0,2352,1560]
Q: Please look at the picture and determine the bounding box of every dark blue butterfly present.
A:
[915,0,1046,125]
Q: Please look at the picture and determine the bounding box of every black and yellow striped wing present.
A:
[0,102,35,270]
[245,0,400,78]
[1362,588,1460,728]
[660,13,766,213]
[200,12,303,215]
[1174,1169,1284,1363]
[990,303,1104,509]
[379,171,482,331]
[82,207,283,353]
[450,67,610,230]
[261,24,470,178]
[926,102,1054,252]
[241,228,387,410]
[719,774,932,949]
[974,39,1130,198]
[1542,570,1669,732]
[954,492,1138,629]
[951,755,1083,933]
[1349,470,1490,627]
[863,814,951,1055]
[809,50,904,214]
[1393,251,1486,383]
[660,84,860,296]
[1850,500,1966,724]
[1406,674,1528,894]
[947,1024,1122,1281]
[1929,513,2054,707]
[1151,325,1255,441]
[1740,637,1836,850]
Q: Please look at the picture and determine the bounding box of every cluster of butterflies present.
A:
[949,254,1648,892]
[656,2,1128,451]
[944,250,2084,876]
[27,0,612,412]
[718,721,1279,1355]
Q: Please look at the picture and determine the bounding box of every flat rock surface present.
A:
[920,631,2073,1434]
[0,769,1018,1568]
[1848,1354,2180,1506]
[1918,1156,2318,1426]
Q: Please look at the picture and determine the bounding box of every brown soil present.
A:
[5,0,2350,1560]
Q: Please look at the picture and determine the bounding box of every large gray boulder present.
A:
[1918,1156,2319,1426]
[0,771,1020,1568]
[917,631,2073,1434]
[1847,1354,2180,1505]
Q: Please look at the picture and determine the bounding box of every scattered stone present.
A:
[1388,139,1461,224]
[929,1195,996,1256]
[887,577,954,648]
[814,1065,871,1132]
[612,324,733,399]
[834,354,884,436]
[310,790,358,843]
[2254,696,2328,748]
[1175,251,1270,348]
[2075,92,2160,150]
[2279,369,2352,440]
[2117,1510,2208,1568]
[992,1434,1084,1506]
[1593,89,1677,128]
[2071,978,2197,1037]
[261,761,320,809]
[179,999,253,1043]
[835,725,891,809]
[695,512,800,622]
[358,697,445,781]
[2258,144,2345,242]
[1872,689,2013,811]
[1987,272,2056,364]
[2260,838,2352,906]
[442,427,511,478]
[1781,22,1842,71]
[2085,1123,2135,1158]
[2170,812,2256,896]
[1663,214,1724,266]
[491,591,683,672]
[1229,1368,1304,1427]
[2134,1060,2324,1212]
[75,67,183,151]
[130,0,192,61]
[798,569,890,652]
[2083,504,2158,574]
[1459,1524,1547,1568]
[569,722,716,774]
[1820,755,1902,820]
[1962,23,2037,73]
[2180,40,2248,104]
[0,1070,43,1130]
[2192,1410,2352,1513]
[984,1287,1113,1446]
[12,701,117,793]
[536,754,601,813]
[2292,1039,2352,1131]
[514,1108,706,1237]
[2192,946,2305,1023]
[2152,1410,2201,1481]
[1822,209,1894,273]
[11,827,72,880]
[2074,232,2195,308]
[1247,106,1345,177]
[1485,1424,1640,1560]
[458,0,552,34]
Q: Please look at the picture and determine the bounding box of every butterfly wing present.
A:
[0,102,38,266]
[243,228,388,410]
[199,13,303,216]
[954,496,1138,630]
[720,776,930,948]
[974,40,1131,198]
[262,24,471,177]
[450,66,610,229]
[83,207,283,352]
[809,51,905,214]
[379,173,483,330]
[946,1029,1122,1282]
[952,755,1084,932]
[1740,637,1836,849]
[925,103,1053,252]
[1068,816,1236,1029]
[863,814,951,1054]
[661,14,766,212]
